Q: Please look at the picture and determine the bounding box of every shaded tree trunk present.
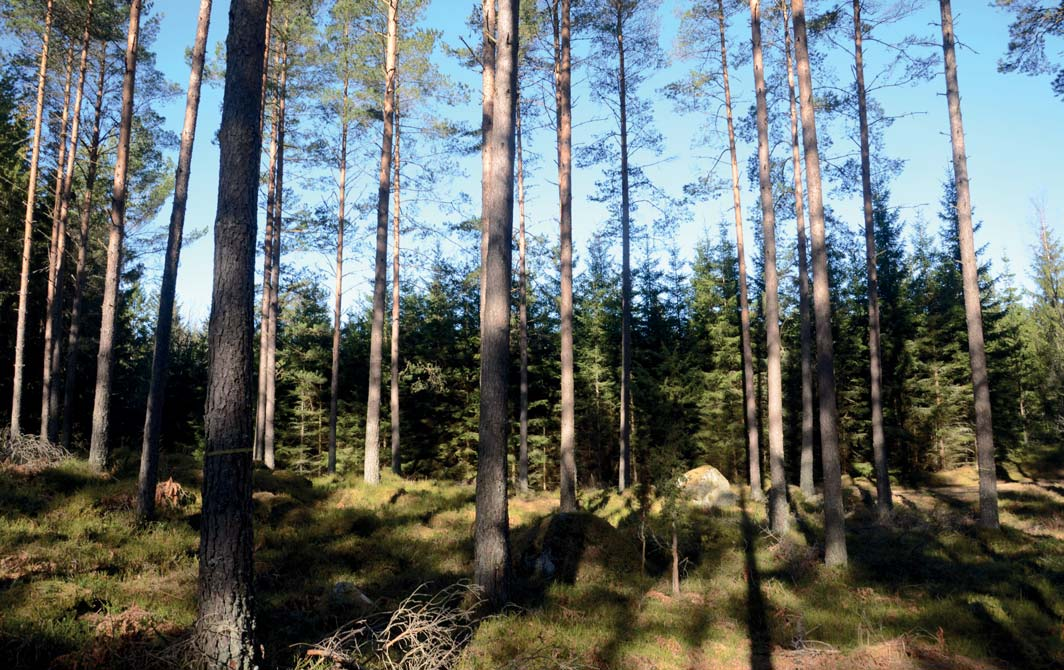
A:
[328,42,348,475]
[264,37,288,471]
[137,0,212,522]
[390,96,401,476]
[62,47,107,451]
[749,0,788,534]
[364,0,398,484]
[792,0,847,566]
[718,0,762,501]
[89,0,142,471]
[938,0,999,529]
[194,1,267,665]
[10,0,53,439]
[554,0,576,512]
[782,6,815,498]
[852,0,892,518]
[517,100,529,495]
[616,3,633,493]
[476,0,518,611]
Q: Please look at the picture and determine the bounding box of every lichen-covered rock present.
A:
[679,465,736,508]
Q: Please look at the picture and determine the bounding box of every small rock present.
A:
[329,581,373,610]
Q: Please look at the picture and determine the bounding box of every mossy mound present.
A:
[513,512,639,585]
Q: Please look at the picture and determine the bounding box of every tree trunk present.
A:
[792,0,847,566]
[194,1,267,665]
[852,0,892,518]
[616,4,633,493]
[718,0,762,501]
[671,522,680,595]
[10,0,53,439]
[40,47,73,444]
[476,0,518,611]
[517,99,529,495]
[364,0,398,485]
[749,0,788,534]
[390,95,401,476]
[554,0,577,512]
[938,0,999,529]
[480,0,496,335]
[137,0,211,522]
[781,6,815,498]
[89,0,142,471]
[328,46,348,475]
[62,46,107,451]
[264,37,288,471]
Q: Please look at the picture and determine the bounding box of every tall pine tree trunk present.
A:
[264,37,287,471]
[852,0,892,517]
[476,0,518,611]
[62,47,107,451]
[480,0,496,333]
[328,55,348,475]
[749,0,788,533]
[137,0,212,522]
[782,6,815,497]
[718,0,762,501]
[194,1,267,665]
[10,0,53,440]
[390,96,401,476]
[938,0,999,529]
[554,0,577,512]
[517,99,529,495]
[89,0,142,471]
[364,0,398,485]
[616,4,633,493]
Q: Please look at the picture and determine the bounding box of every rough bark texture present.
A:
[938,0,999,529]
[194,1,266,665]
[11,0,53,439]
[750,0,788,534]
[517,103,529,495]
[718,0,762,501]
[782,7,815,498]
[390,97,401,476]
[364,0,398,485]
[329,51,348,475]
[63,48,107,451]
[89,0,142,471]
[137,0,211,522]
[616,3,633,493]
[852,0,892,517]
[554,0,577,512]
[479,0,496,333]
[792,0,847,566]
[476,0,518,611]
[264,39,287,471]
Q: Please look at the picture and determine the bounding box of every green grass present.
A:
[0,457,1060,669]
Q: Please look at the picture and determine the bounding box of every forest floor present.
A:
[0,454,1061,670]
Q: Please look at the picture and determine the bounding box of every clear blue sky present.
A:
[144,0,1063,325]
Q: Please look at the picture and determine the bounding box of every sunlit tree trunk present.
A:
[750,0,788,533]
[328,37,348,475]
[476,0,518,611]
[616,2,633,493]
[852,0,892,518]
[194,1,267,665]
[718,0,762,501]
[390,95,402,476]
[938,0,999,529]
[364,0,398,485]
[516,100,529,495]
[480,0,496,333]
[264,37,288,471]
[792,0,847,566]
[10,0,53,440]
[138,0,212,522]
[89,0,142,471]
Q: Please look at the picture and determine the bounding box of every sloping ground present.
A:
[0,457,1060,669]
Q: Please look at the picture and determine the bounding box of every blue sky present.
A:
[144,0,1063,325]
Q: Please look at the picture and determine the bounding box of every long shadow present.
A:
[740,493,774,670]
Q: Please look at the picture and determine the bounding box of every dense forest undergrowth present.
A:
[1,453,1060,670]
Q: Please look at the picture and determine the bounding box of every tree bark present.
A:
[89,0,142,471]
[480,0,496,334]
[616,3,633,493]
[62,46,107,452]
[852,0,892,518]
[328,39,348,475]
[194,1,267,665]
[390,95,401,476]
[476,0,518,611]
[792,0,847,566]
[749,0,788,534]
[264,37,288,471]
[137,0,212,522]
[938,0,999,529]
[781,5,815,498]
[517,99,529,495]
[10,0,53,440]
[718,0,762,501]
[364,0,398,485]
[554,0,577,512]
[40,47,73,444]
